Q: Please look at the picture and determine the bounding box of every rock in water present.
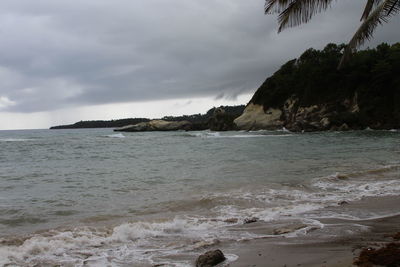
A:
[114,120,191,132]
[195,249,226,267]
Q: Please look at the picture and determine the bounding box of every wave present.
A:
[187,132,294,138]
[103,133,125,138]
[0,138,34,142]
[222,134,294,138]
[1,164,399,266]
[207,164,400,222]
[0,216,241,266]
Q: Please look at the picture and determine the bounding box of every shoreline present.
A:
[217,196,400,266]
[1,195,399,266]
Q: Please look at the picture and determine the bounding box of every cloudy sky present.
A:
[0,0,399,130]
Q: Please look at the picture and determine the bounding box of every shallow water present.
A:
[0,128,399,266]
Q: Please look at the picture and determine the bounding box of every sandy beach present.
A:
[217,196,400,266]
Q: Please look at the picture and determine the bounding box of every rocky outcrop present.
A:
[195,250,226,267]
[234,103,283,130]
[233,93,372,132]
[282,96,334,132]
[234,94,369,132]
[114,120,191,132]
[208,107,238,131]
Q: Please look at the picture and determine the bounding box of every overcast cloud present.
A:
[0,0,399,128]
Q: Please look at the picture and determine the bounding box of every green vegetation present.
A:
[251,42,400,129]
[50,118,150,129]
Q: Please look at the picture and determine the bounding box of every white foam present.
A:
[0,216,235,266]
[207,164,400,224]
[189,132,220,138]
[221,135,267,138]
[0,138,34,142]
[105,133,125,138]
[190,132,293,138]
[227,134,294,138]
[2,164,399,266]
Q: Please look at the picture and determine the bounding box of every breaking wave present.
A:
[0,138,34,142]
[1,164,399,266]
[188,131,294,138]
[103,133,125,138]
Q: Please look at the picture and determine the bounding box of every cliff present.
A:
[235,43,400,131]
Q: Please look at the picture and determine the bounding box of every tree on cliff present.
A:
[265,0,400,67]
[250,42,400,129]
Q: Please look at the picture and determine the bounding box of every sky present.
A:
[0,0,399,130]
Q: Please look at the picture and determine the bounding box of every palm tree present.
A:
[265,0,400,68]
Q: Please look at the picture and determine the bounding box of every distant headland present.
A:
[50,105,246,131]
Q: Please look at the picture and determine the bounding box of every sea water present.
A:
[0,128,399,266]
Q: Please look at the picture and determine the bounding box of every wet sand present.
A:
[221,196,400,267]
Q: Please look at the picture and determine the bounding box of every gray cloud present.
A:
[0,0,399,112]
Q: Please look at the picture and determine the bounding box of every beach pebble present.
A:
[224,218,238,224]
[244,217,258,224]
[196,249,226,267]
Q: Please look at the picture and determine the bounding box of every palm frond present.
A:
[361,0,381,20]
[339,0,399,68]
[386,0,400,15]
[275,0,335,32]
[265,0,293,14]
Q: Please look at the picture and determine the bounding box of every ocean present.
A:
[0,128,399,266]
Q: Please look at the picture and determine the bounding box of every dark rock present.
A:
[330,125,339,131]
[195,249,226,267]
[208,107,237,131]
[393,232,400,240]
[338,123,350,131]
[223,218,238,224]
[244,217,258,224]
[338,201,349,205]
[354,243,400,266]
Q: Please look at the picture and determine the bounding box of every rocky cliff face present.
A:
[234,104,283,130]
[234,43,400,131]
[208,107,238,131]
[234,93,381,132]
